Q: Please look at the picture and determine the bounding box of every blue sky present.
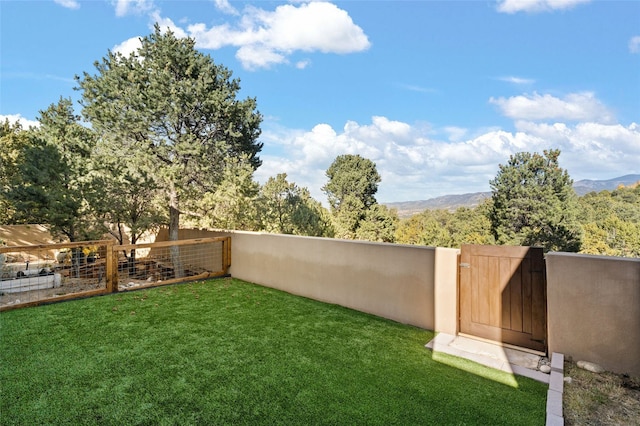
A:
[1,0,639,203]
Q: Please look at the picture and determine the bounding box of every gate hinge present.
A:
[459,263,470,268]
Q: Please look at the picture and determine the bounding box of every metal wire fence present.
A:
[0,237,230,310]
[114,237,230,291]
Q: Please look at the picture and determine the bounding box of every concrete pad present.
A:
[425,333,548,383]
[512,364,551,384]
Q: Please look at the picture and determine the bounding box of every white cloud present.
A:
[257,116,639,203]
[150,11,188,38]
[497,76,535,85]
[295,60,311,70]
[490,92,615,123]
[496,0,591,14]
[113,0,154,17]
[214,0,239,15]
[397,83,437,94]
[113,10,189,58]
[113,36,142,57]
[514,121,640,177]
[110,1,369,70]
[443,126,468,142]
[54,0,80,10]
[0,114,40,129]
[629,36,640,54]
[181,2,370,69]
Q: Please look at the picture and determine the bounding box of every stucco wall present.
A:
[160,229,459,331]
[157,229,640,375]
[546,252,640,376]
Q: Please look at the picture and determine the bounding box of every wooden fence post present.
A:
[105,240,117,293]
[224,237,231,275]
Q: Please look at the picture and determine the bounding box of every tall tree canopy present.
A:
[2,99,99,241]
[258,173,334,237]
[322,154,383,239]
[489,149,582,252]
[77,25,263,249]
[0,120,30,224]
[323,154,380,213]
[577,184,640,257]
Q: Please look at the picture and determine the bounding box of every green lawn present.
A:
[0,278,546,425]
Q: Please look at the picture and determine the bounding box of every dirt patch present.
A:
[564,359,640,425]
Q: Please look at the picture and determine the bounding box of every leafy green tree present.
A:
[395,203,494,248]
[3,98,100,242]
[0,120,32,224]
[355,204,398,243]
[323,154,380,213]
[395,209,452,247]
[77,25,262,275]
[189,156,260,231]
[331,194,366,239]
[448,203,495,247]
[91,142,166,273]
[323,154,382,239]
[489,149,582,252]
[258,173,333,237]
[577,185,640,257]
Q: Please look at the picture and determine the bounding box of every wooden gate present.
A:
[459,245,547,352]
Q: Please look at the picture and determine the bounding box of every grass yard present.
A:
[0,278,547,425]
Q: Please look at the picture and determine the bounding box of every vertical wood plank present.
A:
[510,259,523,332]
[478,256,490,325]
[522,256,532,334]
[531,248,546,341]
[470,253,480,323]
[489,256,501,327]
[500,257,512,330]
[105,240,115,293]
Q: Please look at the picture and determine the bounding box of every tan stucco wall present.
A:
[0,224,67,261]
[156,229,640,375]
[162,229,461,330]
[434,247,460,335]
[227,231,438,329]
[546,252,640,376]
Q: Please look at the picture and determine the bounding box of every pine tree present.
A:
[489,149,582,252]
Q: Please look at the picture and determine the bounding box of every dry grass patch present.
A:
[564,359,640,425]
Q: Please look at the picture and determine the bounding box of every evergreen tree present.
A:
[323,154,381,239]
[3,99,100,242]
[355,204,398,243]
[190,156,260,231]
[489,149,581,252]
[0,120,31,224]
[77,25,262,275]
[323,154,380,212]
[577,185,640,257]
[258,173,333,237]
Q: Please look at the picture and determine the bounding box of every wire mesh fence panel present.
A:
[0,241,113,309]
[114,237,230,291]
[0,237,229,310]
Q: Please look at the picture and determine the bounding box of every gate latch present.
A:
[459,263,470,268]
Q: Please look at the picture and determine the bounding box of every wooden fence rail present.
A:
[0,236,231,311]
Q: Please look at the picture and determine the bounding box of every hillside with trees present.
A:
[0,28,637,258]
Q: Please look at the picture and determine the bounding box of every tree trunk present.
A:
[128,249,136,276]
[169,189,184,278]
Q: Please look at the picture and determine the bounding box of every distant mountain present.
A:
[385,174,640,219]
[385,193,491,218]
[572,174,640,196]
